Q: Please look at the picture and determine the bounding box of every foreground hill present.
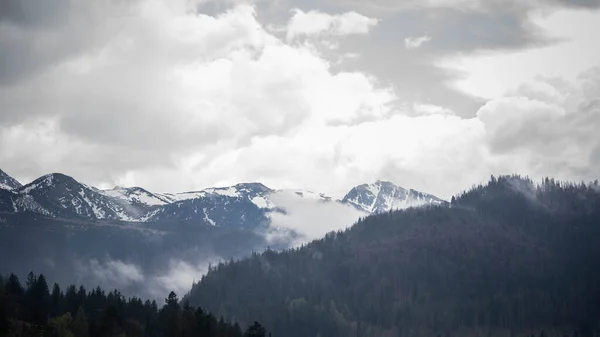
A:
[188,175,600,337]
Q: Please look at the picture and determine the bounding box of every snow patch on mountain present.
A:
[155,191,208,203]
[202,208,216,226]
[206,186,240,198]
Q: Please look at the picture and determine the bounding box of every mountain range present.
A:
[0,169,446,228]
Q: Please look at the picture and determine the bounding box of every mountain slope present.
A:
[342,180,445,213]
[0,169,22,190]
[188,176,600,337]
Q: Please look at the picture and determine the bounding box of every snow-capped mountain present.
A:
[0,169,22,191]
[342,180,446,213]
[15,173,149,221]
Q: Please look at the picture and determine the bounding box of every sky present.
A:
[1,0,599,199]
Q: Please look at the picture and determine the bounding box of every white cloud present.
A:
[0,1,389,191]
[285,9,378,41]
[267,191,367,245]
[77,258,145,288]
[192,113,487,199]
[183,62,600,199]
[404,35,432,50]
[151,259,213,298]
[412,103,454,115]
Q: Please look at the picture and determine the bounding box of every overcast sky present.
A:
[1,0,599,199]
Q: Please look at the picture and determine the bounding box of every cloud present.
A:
[285,9,379,41]
[477,96,566,153]
[267,191,367,245]
[188,62,600,199]
[474,74,600,182]
[77,258,145,289]
[404,35,431,50]
[0,0,599,205]
[73,255,221,300]
[151,259,213,298]
[412,103,454,115]
[0,1,388,191]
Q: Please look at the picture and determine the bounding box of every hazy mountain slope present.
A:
[0,211,272,300]
[187,176,600,337]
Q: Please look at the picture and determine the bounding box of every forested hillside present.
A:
[0,272,269,337]
[188,175,600,337]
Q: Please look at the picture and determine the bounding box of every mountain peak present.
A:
[342,180,444,213]
[0,168,22,190]
[18,173,78,193]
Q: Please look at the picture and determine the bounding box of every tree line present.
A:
[0,272,269,337]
